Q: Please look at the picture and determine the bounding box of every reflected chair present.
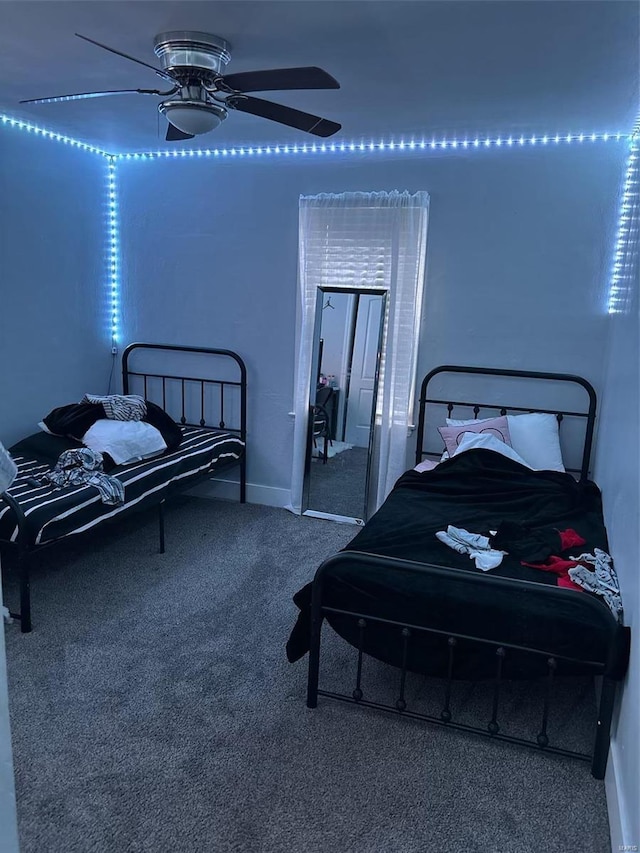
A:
[312,386,334,464]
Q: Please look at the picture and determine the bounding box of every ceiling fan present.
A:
[20,31,342,141]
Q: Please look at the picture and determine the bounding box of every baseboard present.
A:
[606,739,634,853]
[187,477,291,509]
[303,509,365,526]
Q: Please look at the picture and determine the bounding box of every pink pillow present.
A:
[414,459,438,472]
[438,416,512,457]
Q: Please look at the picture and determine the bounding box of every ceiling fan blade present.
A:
[75,33,176,83]
[220,67,340,93]
[166,123,195,142]
[20,88,174,105]
[228,95,341,137]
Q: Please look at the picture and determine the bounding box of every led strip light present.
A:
[0,113,108,154]
[607,135,639,315]
[106,157,120,347]
[114,131,631,161]
[0,112,636,336]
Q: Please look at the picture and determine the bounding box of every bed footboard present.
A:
[306,551,628,779]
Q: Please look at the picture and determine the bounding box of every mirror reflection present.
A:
[306,288,386,521]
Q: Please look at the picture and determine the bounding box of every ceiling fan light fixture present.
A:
[159,101,227,136]
[21,30,342,141]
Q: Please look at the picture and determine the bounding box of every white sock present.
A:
[437,531,504,571]
[436,531,471,555]
[447,525,491,551]
[470,549,504,571]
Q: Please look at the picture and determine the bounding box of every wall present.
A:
[593,179,639,850]
[118,142,625,502]
[0,131,110,446]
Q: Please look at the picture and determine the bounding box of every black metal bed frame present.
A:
[0,343,247,634]
[305,365,621,779]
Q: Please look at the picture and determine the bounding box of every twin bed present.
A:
[0,343,247,633]
[288,365,630,779]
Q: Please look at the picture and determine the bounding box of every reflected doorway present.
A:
[303,287,387,523]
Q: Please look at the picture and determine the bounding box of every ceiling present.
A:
[0,0,638,153]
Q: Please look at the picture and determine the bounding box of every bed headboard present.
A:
[415,365,597,483]
[121,343,247,442]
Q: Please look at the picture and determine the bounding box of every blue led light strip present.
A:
[1,110,636,332]
[607,134,640,314]
[106,157,120,347]
[115,131,631,161]
[1,110,631,159]
[0,113,108,155]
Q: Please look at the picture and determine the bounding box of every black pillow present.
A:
[144,402,183,452]
[41,403,103,440]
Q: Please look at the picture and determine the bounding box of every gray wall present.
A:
[0,131,110,446]
[593,229,639,849]
[118,143,625,501]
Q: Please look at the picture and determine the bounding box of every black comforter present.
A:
[287,450,630,680]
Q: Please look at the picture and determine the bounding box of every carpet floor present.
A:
[307,446,369,519]
[3,497,611,853]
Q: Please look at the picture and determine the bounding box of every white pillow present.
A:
[446,412,565,472]
[82,420,167,466]
[452,431,532,468]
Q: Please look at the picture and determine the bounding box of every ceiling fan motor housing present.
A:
[153,31,232,79]
[154,32,232,136]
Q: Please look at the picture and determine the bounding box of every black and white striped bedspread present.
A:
[0,427,244,546]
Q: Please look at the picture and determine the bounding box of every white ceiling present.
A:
[0,0,638,153]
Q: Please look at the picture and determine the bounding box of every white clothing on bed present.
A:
[436,525,505,571]
[451,432,532,468]
[0,443,17,493]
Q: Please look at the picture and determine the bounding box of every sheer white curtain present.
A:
[289,190,430,514]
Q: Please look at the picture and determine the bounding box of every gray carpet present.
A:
[308,446,369,518]
[3,498,611,853]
